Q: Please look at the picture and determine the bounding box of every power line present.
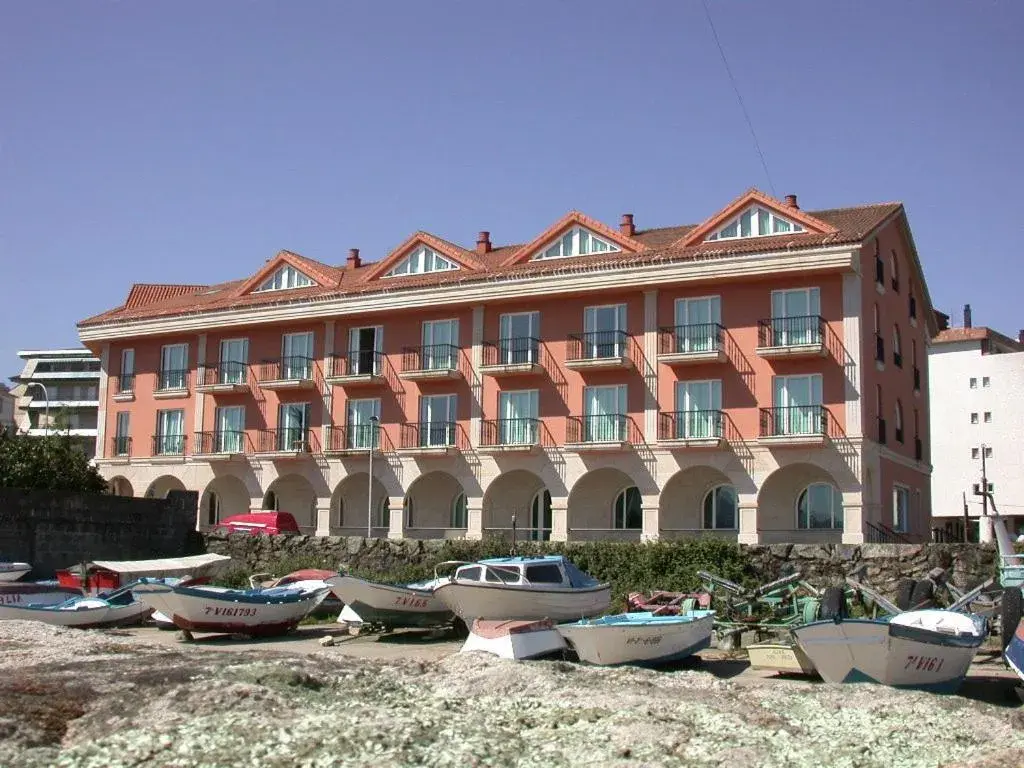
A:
[702,0,776,195]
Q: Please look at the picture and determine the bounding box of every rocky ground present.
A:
[0,622,1022,768]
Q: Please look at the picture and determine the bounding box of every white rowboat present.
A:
[557,611,714,667]
[461,619,567,660]
[0,595,152,628]
[326,575,452,629]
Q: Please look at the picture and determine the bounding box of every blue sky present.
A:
[2,1,1022,375]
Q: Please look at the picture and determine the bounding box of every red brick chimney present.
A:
[346,248,361,268]
[619,213,635,237]
[784,194,799,210]
[476,231,492,254]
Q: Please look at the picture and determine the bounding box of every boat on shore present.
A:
[792,609,987,693]
[0,562,32,582]
[57,554,232,593]
[0,592,152,628]
[461,619,567,660]
[0,581,83,607]
[326,575,453,629]
[558,610,715,667]
[1004,618,1024,683]
[432,556,610,623]
[132,580,330,637]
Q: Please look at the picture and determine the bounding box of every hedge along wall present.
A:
[203,535,1002,608]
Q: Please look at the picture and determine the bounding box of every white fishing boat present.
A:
[0,593,152,628]
[132,580,330,637]
[0,581,83,607]
[461,619,567,660]
[557,610,714,667]
[326,575,453,629]
[0,562,31,582]
[433,556,610,623]
[792,609,987,693]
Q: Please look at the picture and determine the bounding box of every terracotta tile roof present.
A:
[932,327,1024,351]
[79,197,904,328]
[123,283,208,309]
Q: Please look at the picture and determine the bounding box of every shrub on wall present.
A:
[0,430,107,493]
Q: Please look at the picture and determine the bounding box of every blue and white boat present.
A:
[1004,618,1024,683]
[792,609,987,693]
[0,590,152,628]
[558,610,715,667]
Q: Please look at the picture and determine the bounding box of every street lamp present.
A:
[367,416,379,538]
[25,382,50,436]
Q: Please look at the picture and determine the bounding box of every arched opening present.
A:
[757,462,844,543]
[404,496,415,527]
[144,475,186,499]
[659,466,736,540]
[263,474,317,533]
[404,471,465,539]
[107,476,134,497]
[483,469,548,540]
[329,472,389,536]
[200,475,251,528]
[567,467,641,541]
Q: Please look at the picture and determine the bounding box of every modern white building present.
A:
[10,348,101,457]
[929,306,1024,542]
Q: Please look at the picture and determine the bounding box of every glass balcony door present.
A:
[347,398,381,449]
[674,296,721,352]
[219,339,248,384]
[215,406,245,452]
[420,394,456,447]
[770,288,820,346]
[583,384,626,442]
[422,319,458,370]
[498,389,538,445]
[160,344,187,390]
[156,409,184,454]
[772,374,823,435]
[583,304,626,358]
[499,312,539,364]
[278,402,311,450]
[674,379,721,438]
[281,333,313,379]
[349,326,382,375]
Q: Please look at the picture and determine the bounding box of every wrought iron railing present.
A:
[152,433,187,456]
[257,356,315,382]
[330,350,383,377]
[865,521,911,544]
[256,427,320,453]
[199,362,248,387]
[113,373,135,396]
[759,406,830,438]
[400,421,464,450]
[756,316,824,348]
[157,369,189,391]
[480,418,550,448]
[566,414,639,444]
[566,330,630,361]
[110,435,132,457]
[325,423,384,452]
[658,323,724,355]
[402,344,459,372]
[481,337,541,367]
[658,410,724,441]
[194,430,250,455]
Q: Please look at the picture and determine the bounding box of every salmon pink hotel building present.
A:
[78,189,935,544]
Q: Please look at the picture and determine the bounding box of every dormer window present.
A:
[385,246,458,277]
[706,206,805,241]
[533,227,620,260]
[255,265,314,292]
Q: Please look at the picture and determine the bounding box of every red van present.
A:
[214,512,301,536]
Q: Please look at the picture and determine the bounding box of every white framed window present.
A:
[983,376,990,387]
[985,446,993,458]
[277,402,311,451]
[114,412,131,456]
[613,486,642,530]
[256,264,314,292]
[214,406,245,452]
[533,226,620,260]
[970,412,978,424]
[674,379,722,439]
[969,377,977,389]
[702,485,738,530]
[984,411,992,423]
[583,384,627,442]
[422,319,459,370]
[385,246,458,277]
[498,312,540,364]
[282,332,314,379]
[419,394,457,447]
[583,303,627,358]
[706,206,805,241]
[498,389,539,445]
[346,398,381,450]
[348,326,383,375]
[770,288,821,345]
[893,485,910,533]
[219,339,248,384]
[120,348,135,378]
[673,296,721,352]
[771,374,823,435]
[159,344,188,390]
[971,448,979,459]
[797,483,843,529]
[155,409,185,455]
[973,482,995,494]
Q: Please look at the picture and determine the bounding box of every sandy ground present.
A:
[0,621,1022,767]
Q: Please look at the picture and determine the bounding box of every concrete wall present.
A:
[0,488,200,578]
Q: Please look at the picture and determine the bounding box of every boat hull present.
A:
[0,563,31,582]
[326,576,453,628]
[462,619,567,660]
[1005,618,1024,683]
[793,614,984,693]
[0,582,83,607]
[0,597,151,628]
[557,612,713,667]
[434,582,611,623]
[747,642,817,674]
[132,583,329,636]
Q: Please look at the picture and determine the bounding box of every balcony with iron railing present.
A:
[657,323,727,365]
[755,316,826,358]
[480,337,543,376]
[398,421,467,454]
[255,427,321,456]
[479,418,553,453]
[325,351,386,386]
[565,414,640,449]
[194,430,252,458]
[256,357,317,390]
[865,521,911,544]
[110,435,132,458]
[195,362,250,393]
[324,423,393,455]
[657,410,725,447]
[758,405,832,446]
[400,345,461,381]
[151,433,187,457]
[155,369,190,397]
[112,373,135,401]
[565,330,633,370]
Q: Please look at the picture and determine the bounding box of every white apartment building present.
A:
[929,306,1024,542]
[10,348,101,457]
